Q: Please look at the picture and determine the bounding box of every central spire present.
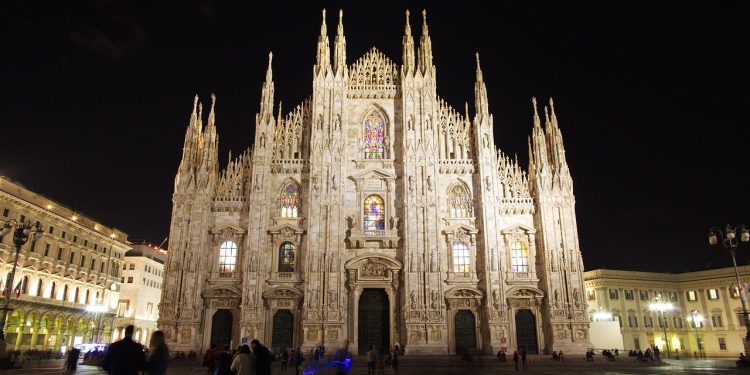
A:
[333,9,346,76]
[474,53,489,124]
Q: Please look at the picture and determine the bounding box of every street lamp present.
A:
[686,309,704,358]
[0,220,43,358]
[85,303,107,343]
[649,294,674,359]
[708,225,750,341]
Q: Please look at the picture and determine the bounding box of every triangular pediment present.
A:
[500,223,536,235]
[267,223,304,235]
[349,168,397,181]
[210,224,246,235]
[443,223,478,235]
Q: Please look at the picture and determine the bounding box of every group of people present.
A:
[202,339,273,375]
[551,350,565,362]
[512,350,528,370]
[628,347,658,362]
[99,325,169,375]
[365,344,400,374]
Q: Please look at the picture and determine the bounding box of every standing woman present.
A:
[147,331,169,375]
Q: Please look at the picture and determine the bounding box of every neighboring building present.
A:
[159,10,590,355]
[113,244,166,345]
[584,266,750,358]
[0,176,128,352]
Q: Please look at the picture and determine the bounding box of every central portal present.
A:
[515,309,538,354]
[358,288,389,355]
[210,309,233,348]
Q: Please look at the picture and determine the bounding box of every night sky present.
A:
[3,1,749,272]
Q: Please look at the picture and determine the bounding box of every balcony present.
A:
[348,228,400,249]
[269,271,301,285]
[446,271,479,285]
[506,270,539,284]
[207,271,241,283]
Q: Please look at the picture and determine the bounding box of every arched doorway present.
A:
[210,309,233,348]
[272,310,293,351]
[454,310,476,355]
[358,289,389,355]
[515,309,538,354]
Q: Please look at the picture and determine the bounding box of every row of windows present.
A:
[611,313,746,329]
[275,182,475,224]
[216,240,528,274]
[1,275,102,304]
[121,262,163,278]
[120,276,161,289]
[605,288,731,302]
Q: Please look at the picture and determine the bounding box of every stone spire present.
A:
[179,95,201,171]
[316,9,331,75]
[201,94,219,175]
[333,9,346,76]
[530,97,550,170]
[402,10,415,75]
[417,9,433,75]
[546,98,568,168]
[474,53,489,124]
[259,52,275,122]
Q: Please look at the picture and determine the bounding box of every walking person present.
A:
[230,344,255,375]
[101,325,146,375]
[65,346,81,373]
[294,347,304,375]
[217,345,233,375]
[521,350,528,370]
[145,331,169,375]
[367,345,377,375]
[513,350,519,371]
[281,348,289,371]
[376,347,386,375]
[390,345,399,371]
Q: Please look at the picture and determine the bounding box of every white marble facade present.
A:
[157,10,590,355]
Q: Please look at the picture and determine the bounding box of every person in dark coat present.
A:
[102,325,146,375]
[66,347,81,372]
[217,345,233,375]
[251,339,272,375]
[146,331,169,375]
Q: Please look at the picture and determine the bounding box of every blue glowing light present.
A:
[302,358,352,375]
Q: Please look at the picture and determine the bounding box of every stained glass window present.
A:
[510,241,529,272]
[363,110,386,159]
[363,195,385,231]
[219,241,237,272]
[448,184,472,217]
[278,242,296,272]
[452,242,470,273]
[280,183,300,218]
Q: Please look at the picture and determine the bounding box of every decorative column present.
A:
[30,322,40,349]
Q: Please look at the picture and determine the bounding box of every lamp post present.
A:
[687,309,704,359]
[708,225,750,342]
[86,304,106,344]
[649,294,674,359]
[0,220,43,358]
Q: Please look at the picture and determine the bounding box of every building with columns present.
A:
[0,176,128,352]
[585,266,750,358]
[113,244,166,345]
[159,9,590,355]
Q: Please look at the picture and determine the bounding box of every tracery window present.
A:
[510,241,529,272]
[363,195,385,231]
[219,241,238,272]
[278,242,296,272]
[279,183,300,218]
[448,184,472,217]
[452,242,470,273]
[363,110,386,159]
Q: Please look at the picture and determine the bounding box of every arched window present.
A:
[452,242,470,273]
[363,195,385,231]
[510,241,529,272]
[74,287,80,303]
[279,183,300,218]
[21,276,29,294]
[219,241,238,272]
[62,284,69,301]
[363,110,386,159]
[49,282,56,299]
[448,184,472,217]
[278,242,296,272]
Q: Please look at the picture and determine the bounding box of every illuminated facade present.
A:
[113,244,166,346]
[0,177,128,352]
[159,10,590,355]
[585,267,750,358]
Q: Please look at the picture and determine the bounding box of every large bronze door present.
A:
[358,289,389,355]
[210,309,233,348]
[272,309,294,351]
[515,309,538,354]
[454,310,477,354]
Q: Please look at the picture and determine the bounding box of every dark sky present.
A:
[3,1,749,272]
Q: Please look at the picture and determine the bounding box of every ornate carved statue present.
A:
[492,289,500,310]
[247,288,256,306]
[408,176,414,192]
[430,290,438,309]
[409,290,417,310]
[430,250,438,272]
[426,175,433,191]
[329,290,337,307]
[554,289,560,309]
[573,288,581,309]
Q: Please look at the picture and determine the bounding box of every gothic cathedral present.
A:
[158,10,591,355]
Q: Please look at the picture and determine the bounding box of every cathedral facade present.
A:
[158,10,591,355]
